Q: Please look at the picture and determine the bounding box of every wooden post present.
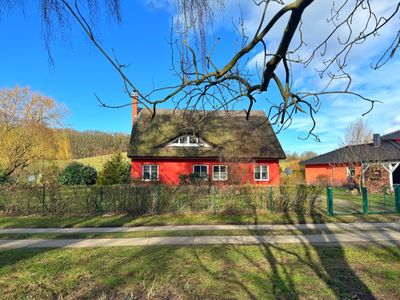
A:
[382,163,400,192]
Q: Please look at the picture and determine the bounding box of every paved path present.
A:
[1,222,399,234]
[1,230,400,248]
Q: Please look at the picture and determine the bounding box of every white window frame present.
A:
[254,165,269,181]
[212,165,228,181]
[166,135,211,148]
[346,166,355,177]
[142,165,159,181]
[193,165,209,179]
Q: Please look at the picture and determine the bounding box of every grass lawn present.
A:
[332,187,397,214]
[29,152,128,172]
[0,245,399,299]
[1,212,400,229]
[0,228,377,240]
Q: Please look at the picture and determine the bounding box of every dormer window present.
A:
[166,135,211,148]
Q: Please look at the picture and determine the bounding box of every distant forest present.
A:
[60,129,130,159]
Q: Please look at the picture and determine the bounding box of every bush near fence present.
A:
[0,184,324,217]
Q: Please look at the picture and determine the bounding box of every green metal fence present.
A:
[327,186,400,215]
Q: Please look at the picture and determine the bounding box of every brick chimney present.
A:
[132,93,138,124]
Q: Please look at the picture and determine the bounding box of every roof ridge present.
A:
[139,108,266,117]
[382,129,400,140]
[300,145,347,164]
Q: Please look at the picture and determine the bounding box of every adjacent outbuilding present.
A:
[301,131,400,192]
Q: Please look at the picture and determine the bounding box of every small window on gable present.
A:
[166,135,211,148]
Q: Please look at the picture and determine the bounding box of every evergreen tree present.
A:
[97,153,131,185]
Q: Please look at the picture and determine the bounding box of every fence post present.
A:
[395,186,400,214]
[213,186,217,215]
[326,187,333,216]
[41,185,46,216]
[362,187,368,214]
[268,186,274,211]
[156,185,161,214]
[99,186,104,213]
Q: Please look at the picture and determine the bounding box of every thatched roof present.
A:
[128,109,286,159]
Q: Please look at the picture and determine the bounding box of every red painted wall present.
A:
[131,158,281,185]
[305,163,361,185]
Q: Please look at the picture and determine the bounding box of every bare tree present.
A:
[2,1,400,139]
[342,118,372,146]
[337,119,385,191]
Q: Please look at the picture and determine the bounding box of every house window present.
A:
[347,166,355,177]
[167,135,211,148]
[254,165,269,181]
[142,165,159,181]
[371,169,381,180]
[193,165,208,179]
[213,165,228,181]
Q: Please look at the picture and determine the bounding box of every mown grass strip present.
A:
[1,213,399,229]
[0,227,397,240]
[0,245,399,299]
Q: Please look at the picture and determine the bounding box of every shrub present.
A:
[0,169,9,184]
[97,153,131,185]
[179,173,210,185]
[273,185,323,215]
[37,165,61,186]
[315,174,330,187]
[58,162,97,185]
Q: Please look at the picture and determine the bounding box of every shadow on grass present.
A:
[188,200,379,299]
[1,193,398,298]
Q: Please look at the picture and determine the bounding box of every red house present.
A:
[128,104,286,185]
[301,131,400,192]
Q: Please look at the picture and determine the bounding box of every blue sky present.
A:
[0,0,399,155]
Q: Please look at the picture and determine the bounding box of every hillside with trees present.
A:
[60,129,129,159]
[0,86,130,183]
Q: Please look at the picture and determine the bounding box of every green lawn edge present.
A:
[1,245,399,299]
[0,212,399,228]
